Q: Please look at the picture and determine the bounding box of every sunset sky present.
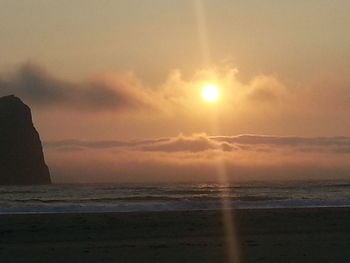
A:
[1,0,350,183]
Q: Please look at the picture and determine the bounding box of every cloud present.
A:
[44,137,168,151]
[3,62,349,136]
[246,75,287,103]
[158,67,289,113]
[43,134,350,183]
[141,133,235,152]
[45,134,350,154]
[212,135,350,147]
[0,63,157,112]
[2,63,350,183]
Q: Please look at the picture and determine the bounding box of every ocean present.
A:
[1,181,350,214]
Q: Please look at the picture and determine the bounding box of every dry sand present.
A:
[0,207,350,262]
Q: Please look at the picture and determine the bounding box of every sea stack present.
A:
[0,95,51,184]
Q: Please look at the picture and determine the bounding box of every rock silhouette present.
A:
[0,95,51,184]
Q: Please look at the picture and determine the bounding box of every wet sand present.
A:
[1,207,350,262]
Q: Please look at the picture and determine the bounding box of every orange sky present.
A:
[1,1,350,183]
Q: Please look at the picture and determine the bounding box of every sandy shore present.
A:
[0,207,350,262]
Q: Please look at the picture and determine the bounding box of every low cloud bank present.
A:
[44,134,350,183]
[45,134,350,154]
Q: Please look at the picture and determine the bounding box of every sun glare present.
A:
[202,84,219,102]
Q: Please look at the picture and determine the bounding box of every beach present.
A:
[1,207,350,263]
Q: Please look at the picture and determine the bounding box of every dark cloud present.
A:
[0,63,156,112]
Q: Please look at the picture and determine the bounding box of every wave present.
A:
[1,181,350,214]
[7,195,289,204]
[2,199,350,215]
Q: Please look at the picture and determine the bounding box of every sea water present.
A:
[1,181,350,214]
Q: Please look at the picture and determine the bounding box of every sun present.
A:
[202,84,219,102]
